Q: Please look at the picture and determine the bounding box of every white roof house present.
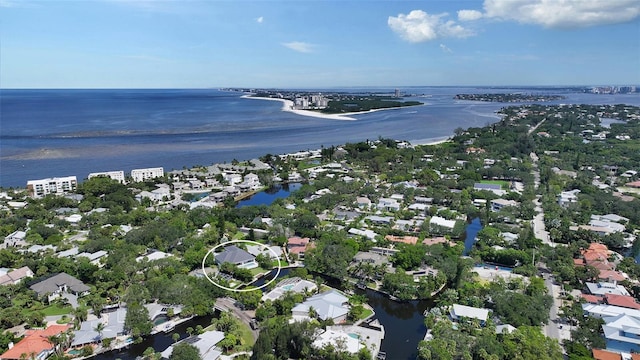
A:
[602,313,640,354]
[261,277,318,302]
[586,282,630,296]
[582,303,640,319]
[430,216,456,230]
[450,304,490,323]
[292,290,350,323]
[160,330,225,360]
[312,329,363,354]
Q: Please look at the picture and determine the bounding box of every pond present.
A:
[236,182,302,208]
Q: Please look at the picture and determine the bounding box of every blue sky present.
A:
[1,0,639,88]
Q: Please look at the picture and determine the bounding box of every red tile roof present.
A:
[422,237,456,247]
[592,348,622,360]
[1,325,70,360]
[385,235,418,245]
[287,236,310,247]
[580,294,603,304]
[605,293,640,309]
[598,270,627,282]
[631,353,640,360]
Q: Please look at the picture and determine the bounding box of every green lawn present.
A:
[235,322,255,351]
[40,304,73,316]
[359,308,374,320]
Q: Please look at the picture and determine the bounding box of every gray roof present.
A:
[214,245,255,265]
[474,183,502,190]
[292,290,349,321]
[71,308,126,346]
[30,273,90,296]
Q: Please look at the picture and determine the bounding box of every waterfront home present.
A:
[292,289,350,323]
[449,304,490,326]
[214,245,257,269]
[592,349,623,360]
[0,266,33,286]
[246,244,282,259]
[26,176,77,198]
[312,328,363,354]
[261,277,317,302]
[71,308,126,347]
[30,273,90,303]
[0,325,70,360]
[352,251,388,267]
[429,216,456,231]
[160,330,225,360]
[131,167,164,182]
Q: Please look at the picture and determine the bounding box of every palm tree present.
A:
[94,322,105,344]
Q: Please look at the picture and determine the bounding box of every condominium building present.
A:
[130,167,164,182]
[88,170,125,183]
[26,176,77,198]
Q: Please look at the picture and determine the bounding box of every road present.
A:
[543,276,572,343]
[215,297,259,341]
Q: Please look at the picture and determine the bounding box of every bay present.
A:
[1,87,639,188]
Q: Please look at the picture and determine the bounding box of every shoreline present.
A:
[242,94,424,121]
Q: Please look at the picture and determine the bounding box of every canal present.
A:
[93,315,213,360]
[94,190,479,360]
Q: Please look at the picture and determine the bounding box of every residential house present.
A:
[490,199,519,212]
[29,273,90,303]
[261,277,317,302]
[604,294,640,310]
[0,325,70,360]
[312,328,363,355]
[291,290,350,323]
[558,189,580,207]
[602,314,640,354]
[385,235,419,245]
[287,237,314,260]
[356,197,372,208]
[450,304,490,326]
[136,250,173,263]
[0,266,33,286]
[348,228,378,241]
[376,198,401,212]
[246,244,282,259]
[77,250,108,266]
[214,245,257,269]
[586,282,630,297]
[71,307,126,347]
[3,230,26,248]
[592,348,622,360]
[160,331,225,360]
[429,216,456,231]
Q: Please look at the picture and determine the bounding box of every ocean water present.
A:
[1,87,639,188]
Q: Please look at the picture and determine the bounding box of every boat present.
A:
[377,351,387,359]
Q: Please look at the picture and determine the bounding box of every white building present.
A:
[88,170,125,183]
[26,176,77,198]
[130,167,164,182]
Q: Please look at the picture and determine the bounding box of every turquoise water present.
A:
[348,333,359,339]
[282,284,294,291]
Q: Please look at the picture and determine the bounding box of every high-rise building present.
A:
[130,167,164,182]
[88,170,125,183]
[26,176,77,198]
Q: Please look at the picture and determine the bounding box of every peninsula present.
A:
[234,88,423,120]
[454,93,564,102]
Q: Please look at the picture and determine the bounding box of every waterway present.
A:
[236,182,302,208]
[462,217,482,256]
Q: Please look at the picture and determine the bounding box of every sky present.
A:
[1,0,639,88]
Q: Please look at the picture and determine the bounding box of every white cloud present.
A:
[439,44,452,53]
[282,41,314,53]
[256,16,264,24]
[458,9,483,21]
[388,10,475,43]
[482,0,640,28]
